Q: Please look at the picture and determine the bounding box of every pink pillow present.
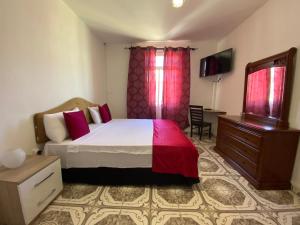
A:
[63,110,90,140]
[99,104,112,123]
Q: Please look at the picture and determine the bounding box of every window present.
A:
[155,53,164,118]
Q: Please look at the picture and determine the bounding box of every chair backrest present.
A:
[189,105,204,124]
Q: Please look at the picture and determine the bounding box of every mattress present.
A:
[44,119,153,168]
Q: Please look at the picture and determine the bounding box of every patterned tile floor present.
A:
[32,137,300,225]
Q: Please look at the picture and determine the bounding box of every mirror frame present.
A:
[242,48,297,128]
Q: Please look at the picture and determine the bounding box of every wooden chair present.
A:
[189,105,212,140]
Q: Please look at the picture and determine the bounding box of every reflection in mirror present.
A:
[245,66,286,118]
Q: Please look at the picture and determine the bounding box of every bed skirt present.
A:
[61,168,200,186]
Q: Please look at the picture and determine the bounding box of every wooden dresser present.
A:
[215,115,300,190]
[0,155,63,225]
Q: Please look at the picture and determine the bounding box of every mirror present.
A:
[243,48,297,128]
[245,66,285,118]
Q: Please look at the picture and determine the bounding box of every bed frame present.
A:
[33,97,97,145]
[33,97,199,185]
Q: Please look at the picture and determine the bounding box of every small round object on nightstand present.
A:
[1,148,26,169]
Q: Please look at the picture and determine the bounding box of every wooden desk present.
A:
[204,109,226,114]
[203,109,226,136]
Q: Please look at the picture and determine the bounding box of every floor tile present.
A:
[216,212,277,225]
[32,205,86,225]
[198,156,227,176]
[277,211,300,225]
[204,144,222,158]
[152,185,204,210]
[200,176,257,210]
[98,186,150,208]
[85,208,148,225]
[239,177,300,210]
[54,183,101,206]
[196,145,211,157]
[214,156,240,175]
[151,211,214,225]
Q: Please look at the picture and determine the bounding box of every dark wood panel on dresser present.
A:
[215,115,300,190]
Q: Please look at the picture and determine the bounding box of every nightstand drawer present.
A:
[18,159,63,224]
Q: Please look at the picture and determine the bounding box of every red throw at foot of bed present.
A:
[152,119,199,178]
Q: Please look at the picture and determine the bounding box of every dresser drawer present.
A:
[220,120,262,148]
[219,140,258,177]
[18,159,63,224]
[220,132,260,163]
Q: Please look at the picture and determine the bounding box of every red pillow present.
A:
[99,104,112,123]
[63,110,90,140]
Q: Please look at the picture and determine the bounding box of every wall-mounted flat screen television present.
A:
[200,48,233,77]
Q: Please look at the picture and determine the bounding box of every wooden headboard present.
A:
[33,97,98,144]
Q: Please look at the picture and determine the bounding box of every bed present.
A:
[44,119,153,169]
[34,98,199,185]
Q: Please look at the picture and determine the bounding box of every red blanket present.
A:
[152,119,199,178]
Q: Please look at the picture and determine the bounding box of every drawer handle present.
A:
[34,172,54,188]
[37,188,56,207]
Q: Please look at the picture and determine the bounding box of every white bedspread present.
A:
[44,119,153,168]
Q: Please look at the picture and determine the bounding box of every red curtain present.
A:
[162,48,191,129]
[271,67,285,117]
[127,47,157,119]
[245,69,270,116]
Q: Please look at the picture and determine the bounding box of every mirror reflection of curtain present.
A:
[271,67,286,117]
[246,67,286,118]
[246,69,270,116]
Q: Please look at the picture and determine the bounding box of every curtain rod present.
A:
[124,47,197,51]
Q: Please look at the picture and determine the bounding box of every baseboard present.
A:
[291,182,300,195]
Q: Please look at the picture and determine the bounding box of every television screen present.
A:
[200,48,233,77]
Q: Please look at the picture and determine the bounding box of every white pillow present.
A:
[43,107,79,143]
[88,106,102,124]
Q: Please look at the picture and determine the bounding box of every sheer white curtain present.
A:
[155,52,164,119]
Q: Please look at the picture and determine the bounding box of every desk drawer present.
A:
[219,119,262,148]
[219,139,258,177]
[220,132,260,163]
[18,159,63,224]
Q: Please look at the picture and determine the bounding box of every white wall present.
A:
[105,40,218,118]
[105,44,130,118]
[0,0,106,156]
[190,41,218,108]
[215,0,300,191]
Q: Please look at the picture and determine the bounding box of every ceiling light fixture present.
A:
[172,0,185,8]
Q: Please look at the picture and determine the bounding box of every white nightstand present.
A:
[0,155,63,225]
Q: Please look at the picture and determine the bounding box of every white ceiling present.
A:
[63,0,267,43]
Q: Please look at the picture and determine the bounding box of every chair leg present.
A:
[190,125,193,137]
[200,126,203,140]
[209,125,212,139]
